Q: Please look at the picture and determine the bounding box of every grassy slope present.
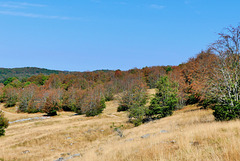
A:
[0,89,240,161]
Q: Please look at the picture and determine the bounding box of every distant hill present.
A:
[0,67,68,83]
[93,69,114,73]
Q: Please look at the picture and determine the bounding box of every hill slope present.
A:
[0,67,68,82]
[0,90,240,161]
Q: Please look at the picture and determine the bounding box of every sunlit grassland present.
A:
[0,89,239,161]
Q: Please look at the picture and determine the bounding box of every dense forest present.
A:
[0,67,68,83]
[1,25,240,135]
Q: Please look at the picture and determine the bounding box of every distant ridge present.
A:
[0,67,68,83]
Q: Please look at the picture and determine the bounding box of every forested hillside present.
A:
[0,67,67,83]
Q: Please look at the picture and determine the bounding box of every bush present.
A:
[201,98,217,109]
[61,91,73,111]
[186,93,201,105]
[0,88,5,103]
[129,105,146,126]
[18,85,46,113]
[213,102,240,121]
[85,97,106,117]
[5,96,17,107]
[73,86,106,117]
[0,111,9,136]
[18,84,37,112]
[118,80,147,112]
[43,89,63,116]
[4,86,18,107]
[104,82,115,101]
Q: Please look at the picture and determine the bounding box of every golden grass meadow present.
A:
[0,89,240,161]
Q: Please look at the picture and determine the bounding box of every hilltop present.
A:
[0,67,68,83]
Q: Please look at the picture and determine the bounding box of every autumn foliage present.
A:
[0,55,216,117]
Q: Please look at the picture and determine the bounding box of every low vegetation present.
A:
[0,111,8,136]
[0,97,239,161]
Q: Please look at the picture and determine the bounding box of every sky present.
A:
[0,0,240,71]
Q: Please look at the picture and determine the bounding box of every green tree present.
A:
[129,105,146,126]
[148,76,178,118]
[4,77,17,86]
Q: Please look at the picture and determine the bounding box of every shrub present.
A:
[201,98,217,109]
[43,88,63,116]
[129,105,146,126]
[118,80,147,112]
[103,82,116,101]
[186,93,201,105]
[18,84,37,112]
[69,89,85,114]
[18,85,46,113]
[4,86,18,107]
[213,102,240,121]
[0,87,5,103]
[85,97,106,117]
[61,91,73,111]
[73,86,106,117]
[0,111,9,136]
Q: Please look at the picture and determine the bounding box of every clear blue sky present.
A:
[0,0,240,71]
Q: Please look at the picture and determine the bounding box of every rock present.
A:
[141,134,150,138]
[86,129,92,133]
[22,150,30,154]
[55,157,64,161]
[170,140,176,144]
[70,114,80,117]
[116,128,124,137]
[9,116,50,124]
[72,153,81,157]
[100,130,104,132]
[125,138,134,142]
[160,130,168,133]
[190,141,200,146]
[65,153,81,160]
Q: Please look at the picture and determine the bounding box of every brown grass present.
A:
[0,89,240,161]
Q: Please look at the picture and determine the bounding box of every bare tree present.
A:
[210,25,240,106]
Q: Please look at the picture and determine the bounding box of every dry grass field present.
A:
[0,89,240,161]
